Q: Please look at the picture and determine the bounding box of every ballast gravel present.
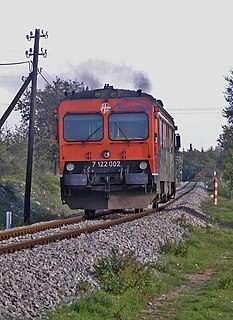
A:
[0,182,211,319]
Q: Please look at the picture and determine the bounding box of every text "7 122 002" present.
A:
[91,161,121,168]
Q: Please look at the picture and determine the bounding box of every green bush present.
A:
[94,249,153,295]
[76,281,92,293]
[159,238,189,257]
[218,179,233,198]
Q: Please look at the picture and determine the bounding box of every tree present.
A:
[16,77,83,173]
[182,147,222,182]
[218,69,233,191]
[0,126,27,176]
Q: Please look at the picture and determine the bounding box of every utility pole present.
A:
[24,29,48,224]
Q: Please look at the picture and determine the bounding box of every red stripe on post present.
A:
[214,177,218,205]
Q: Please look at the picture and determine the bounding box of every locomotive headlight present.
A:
[139,161,148,170]
[66,163,75,171]
[102,150,111,158]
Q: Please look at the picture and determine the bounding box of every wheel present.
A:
[152,201,158,209]
[84,209,95,216]
[135,208,143,213]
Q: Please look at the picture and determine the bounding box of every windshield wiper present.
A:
[84,124,103,142]
[114,122,129,141]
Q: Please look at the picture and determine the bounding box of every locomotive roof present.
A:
[63,84,155,101]
[62,84,174,123]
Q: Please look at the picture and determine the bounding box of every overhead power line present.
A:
[172,111,221,115]
[40,68,54,84]
[169,108,222,111]
[38,68,53,88]
[169,107,223,115]
[0,61,30,66]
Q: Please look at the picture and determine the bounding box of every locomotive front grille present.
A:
[64,172,149,186]
[63,160,151,187]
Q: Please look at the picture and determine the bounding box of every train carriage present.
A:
[54,84,180,213]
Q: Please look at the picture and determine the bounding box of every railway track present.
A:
[0,182,197,255]
[0,214,85,240]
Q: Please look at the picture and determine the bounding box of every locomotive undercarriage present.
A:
[61,175,175,211]
[61,160,175,211]
[61,184,157,210]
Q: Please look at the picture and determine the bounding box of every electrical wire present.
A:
[169,108,223,114]
[38,69,53,88]
[40,68,54,84]
[0,61,30,66]
[171,112,221,114]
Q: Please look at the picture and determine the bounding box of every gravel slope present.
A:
[0,182,210,319]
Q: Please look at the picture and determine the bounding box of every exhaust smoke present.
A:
[68,59,152,92]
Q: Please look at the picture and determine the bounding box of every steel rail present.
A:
[0,215,85,240]
[0,182,197,255]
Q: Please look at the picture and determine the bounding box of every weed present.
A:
[72,291,114,314]
[176,213,187,226]
[159,238,189,257]
[76,280,92,293]
[94,249,153,295]
[217,277,233,290]
[154,261,171,274]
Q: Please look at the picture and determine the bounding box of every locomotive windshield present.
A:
[63,114,103,141]
[109,113,148,140]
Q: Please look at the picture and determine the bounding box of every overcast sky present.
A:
[0,0,232,150]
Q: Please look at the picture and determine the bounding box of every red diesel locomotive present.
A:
[55,84,180,213]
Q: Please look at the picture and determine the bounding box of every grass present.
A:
[159,266,233,320]
[174,269,233,320]
[148,198,233,320]
[154,228,233,319]
[44,196,233,320]
[202,196,233,222]
[0,173,74,229]
[47,290,147,320]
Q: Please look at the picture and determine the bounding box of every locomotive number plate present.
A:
[92,161,121,168]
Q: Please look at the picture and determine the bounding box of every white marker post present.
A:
[6,211,12,229]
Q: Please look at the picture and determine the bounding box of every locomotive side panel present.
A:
[157,113,176,201]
